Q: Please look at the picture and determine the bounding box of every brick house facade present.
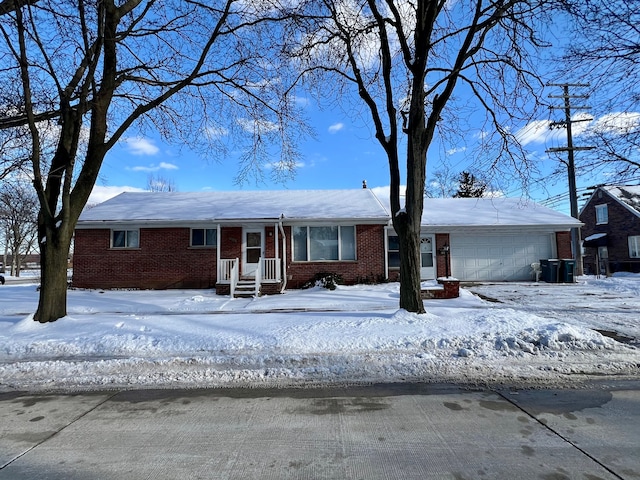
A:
[579,186,640,275]
[73,223,387,292]
[73,190,580,292]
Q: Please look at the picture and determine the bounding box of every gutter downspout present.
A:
[278,218,287,293]
[216,223,221,284]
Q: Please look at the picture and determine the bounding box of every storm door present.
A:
[420,235,435,279]
[242,228,263,277]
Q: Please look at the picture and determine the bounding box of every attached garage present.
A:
[416,197,582,282]
[449,232,554,281]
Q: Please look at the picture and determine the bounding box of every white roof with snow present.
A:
[78,190,580,229]
[78,190,390,224]
[603,185,640,216]
[420,197,581,228]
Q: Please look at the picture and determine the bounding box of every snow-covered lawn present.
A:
[0,275,638,392]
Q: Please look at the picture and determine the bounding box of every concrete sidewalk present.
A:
[1,383,638,479]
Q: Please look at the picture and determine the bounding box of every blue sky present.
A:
[93,95,619,217]
[85,4,640,217]
[91,79,639,218]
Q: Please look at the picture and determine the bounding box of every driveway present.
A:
[1,382,639,479]
[465,281,640,345]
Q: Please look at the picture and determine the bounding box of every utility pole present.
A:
[546,83,595,276]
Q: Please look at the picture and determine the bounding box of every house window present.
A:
[595,204,608,224]
[191,228,217,247]
[388,235,400,269]
[292,225,356,261]
[629,236,640,258]
[111,229,139,248]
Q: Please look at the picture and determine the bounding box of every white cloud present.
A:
[515,111,640,147]
[514,120,557,146]
[87,185,146,206]
[238,118,279,133]
[591,112,640,135]
[446,146,466,155]
[264,160,305,170]
[205,126,229,138]
[129,162,179,173]
[328,122,344,134]
[121,137,160,156]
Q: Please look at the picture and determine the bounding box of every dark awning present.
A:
[583,233,608,248]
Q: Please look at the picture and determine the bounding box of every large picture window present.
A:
[629,236,640,258]
[112,229,139,248]
[293,225,356,261]
[191,228,217,247]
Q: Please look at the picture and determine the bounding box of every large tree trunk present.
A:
[34,223,71,323]
[396,217,425,313]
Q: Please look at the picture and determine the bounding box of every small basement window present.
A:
[191,228,217,247]
[112,229,139,249]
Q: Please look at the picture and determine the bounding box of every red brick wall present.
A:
[74,223,387,290]
[220,227,242,261]
[579,190,640,273]
[435,233,450,278]
[73,228,217,289]
[555,231,573,259]
[284,224,386,288]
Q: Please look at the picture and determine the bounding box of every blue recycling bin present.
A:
[560,259,576,283]
[540,259,560,283]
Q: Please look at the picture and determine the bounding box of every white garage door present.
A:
[450,233,553,281]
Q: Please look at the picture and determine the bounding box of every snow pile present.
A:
[0,276,638,392]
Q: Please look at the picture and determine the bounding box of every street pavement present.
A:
[0,382,639,479]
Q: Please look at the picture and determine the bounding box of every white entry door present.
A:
[420,235,435,279]
[243,228,263,277]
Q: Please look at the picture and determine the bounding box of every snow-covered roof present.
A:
[78,190,580,229]
[602,185,640,217]
[584,233,607,242]
[78,189,390,224]
[421,197,581,228]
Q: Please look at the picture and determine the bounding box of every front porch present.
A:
[216,257,284,297]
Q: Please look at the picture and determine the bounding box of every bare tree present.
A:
[425,165,458,198]
[0,0,303,322]
[555,0,640,183]
[292,0,547,312]
[147,174,177,193]
[0,178,39,276]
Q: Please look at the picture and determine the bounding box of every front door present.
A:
[243,228,263,277]
[420,235,435,280]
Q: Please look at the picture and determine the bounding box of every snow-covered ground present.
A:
[0,274,638,392]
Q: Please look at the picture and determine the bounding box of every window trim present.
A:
[111,229,140,249]
[387,234,400,270]
[595,204,608,225]
[629,236,640,258]
[292,225,357,262]
[190,227,217,248]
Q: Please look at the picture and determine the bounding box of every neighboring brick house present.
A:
[73,190,580,293]
[579,185,640,275]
